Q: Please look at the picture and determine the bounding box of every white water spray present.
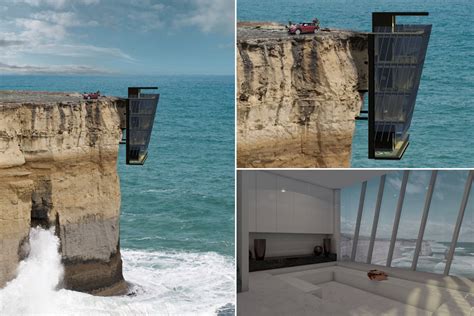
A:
[0,228,235,315]
[0,227,64,314]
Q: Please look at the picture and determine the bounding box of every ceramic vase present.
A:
[254,239,266,261]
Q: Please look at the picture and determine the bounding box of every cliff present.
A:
[0,91,127,295]
[237,23,368,167]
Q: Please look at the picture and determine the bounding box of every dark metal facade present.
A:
[369,13,431,159]
[126,87,159,165]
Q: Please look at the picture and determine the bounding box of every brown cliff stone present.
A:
[0,91,127,295]
[237,23,368,167]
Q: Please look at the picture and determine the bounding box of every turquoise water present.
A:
[0,75,235,313]
[238,0,474,167]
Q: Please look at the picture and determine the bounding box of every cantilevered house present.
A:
[237,170,473,315]
[368,12,431,159]
[124,87,160,165]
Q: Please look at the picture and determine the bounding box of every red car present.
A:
[82,91,101,100]
[288,19,320,35]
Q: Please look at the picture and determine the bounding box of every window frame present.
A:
[340,170,474,279]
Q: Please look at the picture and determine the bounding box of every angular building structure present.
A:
[368,12,431,159]
[126,87,160,165]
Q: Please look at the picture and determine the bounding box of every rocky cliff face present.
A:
[0,91,127,295]
[237,24,368,167]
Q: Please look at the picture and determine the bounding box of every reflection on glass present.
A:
[127,96,159,165]
[416,171,468,274]
[340,183,362,261]
[355,178,380,263]
[339,170,473,279]
[449,176,474,279]
[371,25,432,159]
[372,171,403,265]
[391,171,431,269]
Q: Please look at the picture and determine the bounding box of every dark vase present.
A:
[254,239,266,261]
[323,238,331,257]
[313,245,323,256]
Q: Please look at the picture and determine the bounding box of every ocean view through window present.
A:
[341,170,474,278]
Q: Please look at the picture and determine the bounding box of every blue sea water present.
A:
[238,0,474,167]
[0,75,235,314]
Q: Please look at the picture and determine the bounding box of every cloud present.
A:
[14,0,100,9]
[16,18,67,42]
[432,171,470,201]
[125,10,164,31]
[0,40,135,61]
[0,3,135,74]
[0,0,234,74]
[31,11,99,27]
[386,171,431,195]
[387,175,402,191]
[177,0,234,34]
[0,39,26,47]
[33,43,135,60]
[459,222,473,243]
[115,0,234,34]
[151,3,166,10]
[0,61,112,74]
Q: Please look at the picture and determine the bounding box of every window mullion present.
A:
[444,171,474,275]
[351,181,367,261]
[387,170,409,267]
[367,175,386,264]
[412,170,438,270]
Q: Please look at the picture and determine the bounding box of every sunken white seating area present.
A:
[238,262,473,316]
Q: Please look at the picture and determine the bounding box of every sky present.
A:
[341,170,474,242]
[0,0,235,75]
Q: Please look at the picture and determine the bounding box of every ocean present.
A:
[391,241,474,278]
[0,75,235,314]
[238,0,474,167]
[341,234,474,278]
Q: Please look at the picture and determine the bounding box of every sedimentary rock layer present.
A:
[237,24,368,167]
[0,91,127,295]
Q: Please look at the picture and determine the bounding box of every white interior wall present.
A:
[246,171,339,258]
[268,170,390,189]
[237,171,249,292]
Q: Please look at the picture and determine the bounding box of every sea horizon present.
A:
[238,0,474,168]
[0,74,235,313]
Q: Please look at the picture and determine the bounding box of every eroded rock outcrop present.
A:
[0,91,127,295]
[237,23,368,167]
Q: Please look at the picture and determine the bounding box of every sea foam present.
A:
[0,227,64,314]
[0,228,235,315]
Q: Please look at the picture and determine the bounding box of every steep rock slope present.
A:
[237,24,368,167]
[0,91,127,295]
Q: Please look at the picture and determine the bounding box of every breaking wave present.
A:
[0,228,235,315]
[0,227,63,315]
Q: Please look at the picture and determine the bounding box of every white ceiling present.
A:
[267,170,391,189]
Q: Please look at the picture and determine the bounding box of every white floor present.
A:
[238,271,433,316]
[318,281,432,316]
